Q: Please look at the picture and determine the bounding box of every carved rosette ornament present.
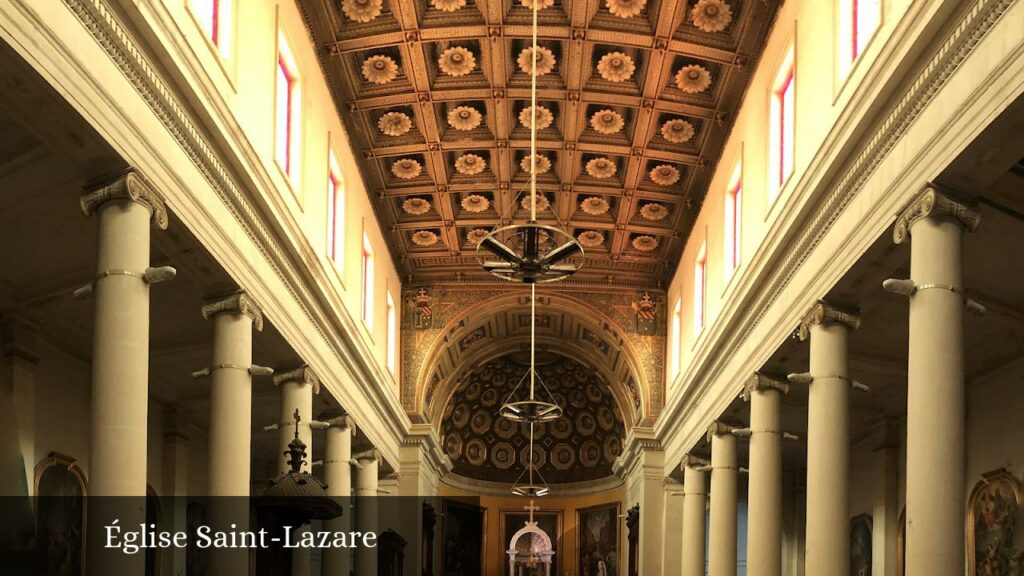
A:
[631,235,658,252]
[466,228,490,244]
[596,52,636,83]
[520,153,551,174]
[796,301,861,341]
[519,105,554,130]
[454,153,486,175]
[80,171,169,229]
[200,292,265,331]
[460,194,490,213]
[378,111,413,136]
[661,118,696,143]
[585,157,617,179]
[520,194,550,212]
[606,0,646,19]
[577,230,604,248]
[341,0,383,23]
[411,230,440,247]
[639,202,669,221]
[361,55,399,84]
[691,0,733,33]
[401,197,432,215]
[517,46,556,76]
[675,64,712,93]
[893,185,981,244]
[273,366,322,395]
[431,0,466,12]
[590,109,625,134]
[520,0,555,9]
[447,106,482,131]
[649,164,681,186]
[391,158,423,179]
[438,46,477,77]
[580,196,610,216]
[742,372,790,402]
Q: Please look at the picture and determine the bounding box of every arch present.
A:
[34,452,88,575]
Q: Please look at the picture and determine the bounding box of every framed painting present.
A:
[34,453,88,576]
[578,502,620,576]
[441,499,485,576]
[850,514,872,576]
[501,509,561,576]
[968,468,1023,576]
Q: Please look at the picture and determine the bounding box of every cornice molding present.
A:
[441,473,624,498]
[893,183,981,244]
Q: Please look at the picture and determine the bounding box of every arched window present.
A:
[34,452,87,576]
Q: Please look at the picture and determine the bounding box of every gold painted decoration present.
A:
[585,157,617,179]
[402,197,432,215]
[361,55,399,84]
[639,202,669,221]
[596,52,636,83]
[391,158,423,179]
[377,111,413,136]
[519,105,554,130]
[590,109,625,135]
[649,164,681,186]
[454,153,487,175]
[631,235,658,251]
[520,193,551,211]
[661,118,696,143]
[520,0,555,9]
[431,0,467,12]
[577,230,604,248]
[438,46,477,77]
[341,0,383,22]
[606,0,646,19]
[411,230,439,246]
[580,196,610,216]
[691,0,734,33]
[675,64,712,93]
[517,46,557,76]
[520,154,552,174]
[461,194,490,212]
[466,228,490,244]
[447,105,482,131]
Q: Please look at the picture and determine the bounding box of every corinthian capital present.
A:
[742,372,790,401]
[797,301,860,341]
[201,292,264,331]
[273,365,321,394]
[80,170,169,229]
[893,184,980,244]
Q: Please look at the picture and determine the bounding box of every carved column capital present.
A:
[680,454,710,470]
[273,365,321,394]
[354,448,381,464]
[201,292,264,331]
[894,184,980,244]
[742,372,790,401]
[797,301,860,341]
[706,421,739,442]
[80,170,169,229]
[326,414,356,434]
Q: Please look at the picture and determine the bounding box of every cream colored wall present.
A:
[31,338,91,482]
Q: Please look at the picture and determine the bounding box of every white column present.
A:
[273,366,319,576]
[892,186,979,576]
[708,421,738,576]
[744,373,789,576]
[354,449,381,576]
[323,415,355,576]
[681,455,709,576]
[631,444,666,576]
[796,301,860,576]
[663,478,684,576]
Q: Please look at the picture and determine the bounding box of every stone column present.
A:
[273,366,319,576]
[796,301,861,576]
[161,408,189,576]
[323,415,355,576]
[681,455,710,576]
[663,478,685,576]
[892,186,979,576]
[708,421,738,576]
[743,373,789,576]
[354,449,381,576]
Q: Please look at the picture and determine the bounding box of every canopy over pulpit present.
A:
[506,520,555,576]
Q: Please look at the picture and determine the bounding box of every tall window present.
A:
[839,0,881,76]
[275,34,301,185]
[670,297,682,380]
[693,242,707,335]
[361,233,375,330]
[724,165,742,277]
[768,48,795,200]
[386,290,397,376]
[327,152,345,265]
[188,0,232,58]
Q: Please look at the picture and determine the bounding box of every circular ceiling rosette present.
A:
[550,417,572,439]
[649,164,681,186]
[580,196,610,216]
[391,158,423,179]
[519,105,554,131]
[575,411,597,436]
[590,109,625,135]
[606,0,646,19]
[378,111,413,137]
[451,403,471,428]
[431,0,467,13]
[438,46,477,77]
[480,387,499,407]
[443,434,463,459]
[691,0,734,33]
[470,410,492,435]
[466,228,490,245]
[597,405,616,431]
[495,416,517,439]
[447,106,482,131]
[519,444,547,469]
[465,438,488,466]
[455,153,487,175]
[640,202,670,221]
[576,230,604,249]
[585,157,618,179]
[492,442,517,469]
[401,197,432,215]
[520,0,555,10]
[361,55,399,85]
[520,154,552,175]
[411,230,439,247]
[551,444,576,470]
[341,0,383,23]
[579,440,602,467]
[631,234,659,252]
[596,52,636,83]
[461,194,490,213]
[603,436,623,462]
[675,64,712,94]
[517,46,557,77]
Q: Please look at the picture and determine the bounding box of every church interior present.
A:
[0,0,1023,575]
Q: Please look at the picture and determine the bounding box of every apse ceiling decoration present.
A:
[301,0,781,286]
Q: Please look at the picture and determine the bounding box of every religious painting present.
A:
[441,499,484,576]
[578,503,620,576]
[34,453,87,576]
[850,514,872,576]
[968,469,1024,576]
[501,508,561,576]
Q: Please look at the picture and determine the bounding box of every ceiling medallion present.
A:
[596,52,636,83]
[361,55,399,85]
[661,118,696,143]
[341,0,383,22]
[590,109,625,135]
[466,228,490,245]
[517,47,557,76]
[606,0,646,19]
[402,197,432,215]
[519,106,554,130]
[461,194,491,213]
[391,158,423,179]
[438,46,477,77]
[520,194,550,212]
[431,0,467,13]
[411,230,440,247]
[631,234,659,251]
[675,64,712,93]
[580,196,610,216]
[520,0,555,9]
[585,157,617,179]
[649,164,681,186]
[520,154,552,174]
[639,202,670,221]
[455,153,487,175]
[691,0,734,33]
[577,230,604,248]
[447,106,482,131]
[377,111,412,136]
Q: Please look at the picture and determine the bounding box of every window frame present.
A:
[837,0,882,80]
[670,296,682,381]
[386,289,397,377]
[187,0,234,60]
[693,242,707,337]
[768,46,795,203]
[361,232,375,332]
[274,32,302,192]
[724,163,742,279]
[327,150,345,270]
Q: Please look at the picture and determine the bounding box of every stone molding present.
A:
[272,365,321,395]
[797,301,861,341]
[893,183,982,244]
[742,372,790,401]
[80,170,169,229]
[200,292,264,331]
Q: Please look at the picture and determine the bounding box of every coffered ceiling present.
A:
[301,0,781,287]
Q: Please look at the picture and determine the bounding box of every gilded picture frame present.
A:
[578,502,621,576]
[967,468,1023,576]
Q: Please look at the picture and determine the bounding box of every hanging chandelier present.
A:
[511,423,550,497]
[498,284,562,424]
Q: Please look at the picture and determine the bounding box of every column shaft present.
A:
[208,312,255,495]
[663,480,684,576]
[708,426,737,576]
[681,462,708,576]
[354,452,380,576]
[323,421,354,576]
[745,376,787,576]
